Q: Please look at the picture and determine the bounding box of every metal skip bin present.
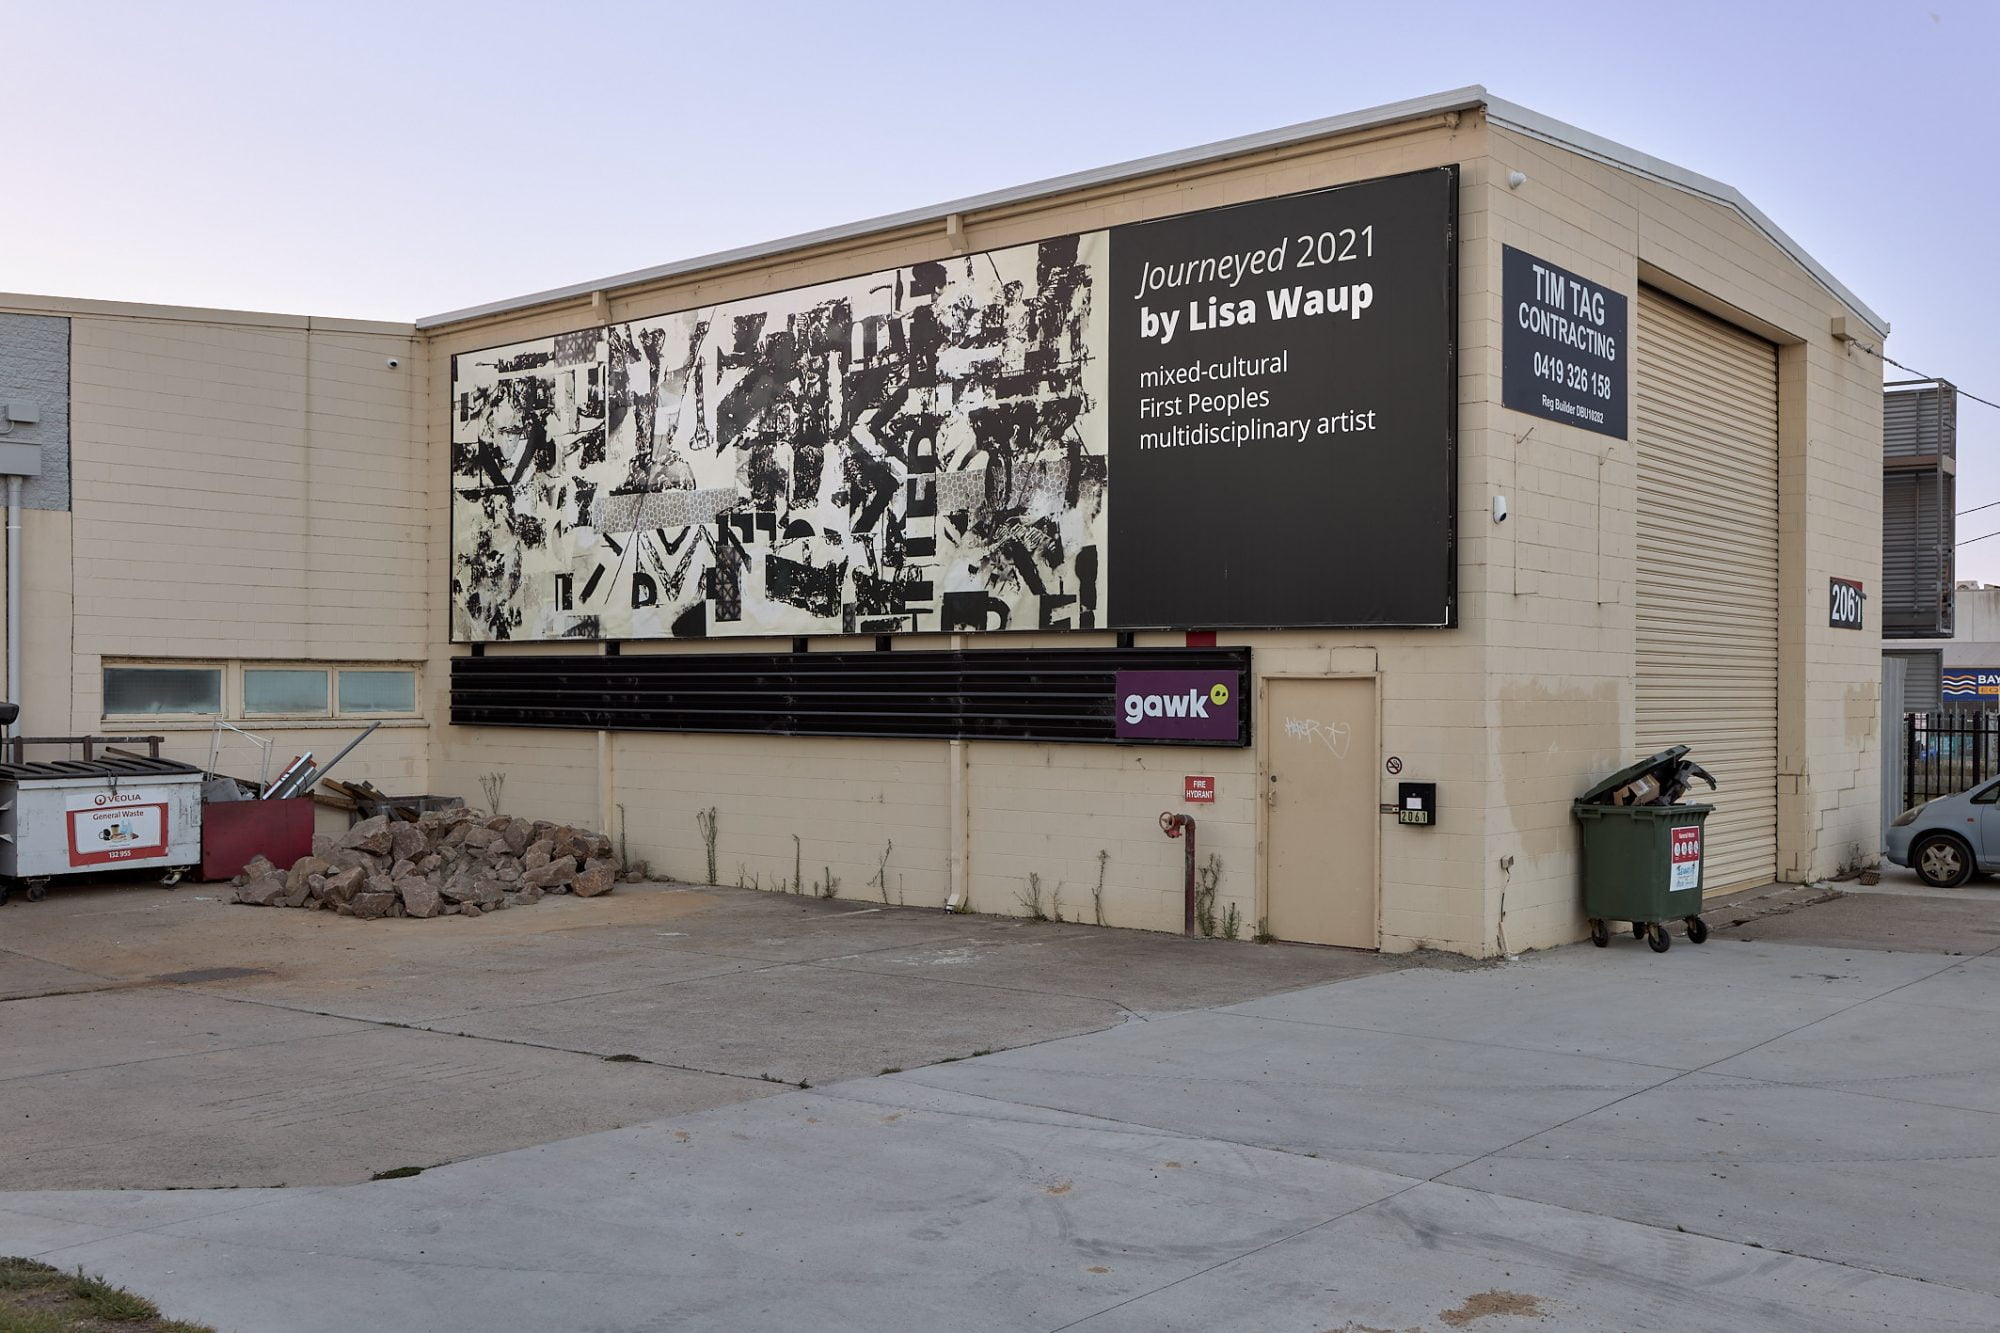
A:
[0,756,204,903]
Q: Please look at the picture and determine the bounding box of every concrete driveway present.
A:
[0,878,1407,1189]
[4,877,1999,1331]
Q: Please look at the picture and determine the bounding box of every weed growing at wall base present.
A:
[696,807,719,885]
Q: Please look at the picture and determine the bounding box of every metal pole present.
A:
[1161,812,1197,937]
[6,474,19,743]
[1905,713,1916,809]
[1183,817,1198,938]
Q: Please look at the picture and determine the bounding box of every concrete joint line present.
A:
[795,956,1147,1020]
[1045,1177,1435,1333]
[813,1083,1209,1144]
[137,983,808,1090]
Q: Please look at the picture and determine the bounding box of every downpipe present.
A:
[5,474,18,742]
[1160,811,1196,937]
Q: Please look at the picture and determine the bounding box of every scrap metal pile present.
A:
[230,807,642,918]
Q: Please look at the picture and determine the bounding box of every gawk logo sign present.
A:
[1122,681,1231,725]
[1115,671,1241,742]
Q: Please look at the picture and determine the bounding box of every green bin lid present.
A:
[1576,746,1691,804]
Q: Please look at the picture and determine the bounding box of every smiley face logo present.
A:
[1209,682,1231,707]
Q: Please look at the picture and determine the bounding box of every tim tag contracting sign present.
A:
[450,168,1456,641]
[1500,245,1627,439]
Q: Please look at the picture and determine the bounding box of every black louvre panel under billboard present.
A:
[451,648,1252,746]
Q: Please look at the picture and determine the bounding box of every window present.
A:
[1972,783,2000,806]
[103,666,222,716]
[244,668,329,716]
[103,661,420,721]
[339,670,416,715]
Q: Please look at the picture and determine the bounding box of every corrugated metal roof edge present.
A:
[416,86,1888,339]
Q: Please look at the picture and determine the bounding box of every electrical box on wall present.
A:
[1397,782,1437,826]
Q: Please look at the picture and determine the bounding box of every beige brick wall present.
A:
[0,100,1882,951]
[419,112,1502,949]
[1478,125,1884,950]
[0,294,431,820]
[423,108,1881,955]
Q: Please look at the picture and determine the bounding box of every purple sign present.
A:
[1114,670,1242,742]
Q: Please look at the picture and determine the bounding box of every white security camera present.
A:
[1492,495,1509,523]
[386,357,401,369]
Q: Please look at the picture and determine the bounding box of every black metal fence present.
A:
[1905,711,2000,803]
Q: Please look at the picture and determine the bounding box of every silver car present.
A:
[1885,779,2000,886]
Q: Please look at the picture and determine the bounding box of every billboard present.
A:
[450,168,1456,641]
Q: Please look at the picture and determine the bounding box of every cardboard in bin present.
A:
[1576,746,1715,808]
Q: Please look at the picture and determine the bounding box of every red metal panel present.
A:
[200,798,313,881]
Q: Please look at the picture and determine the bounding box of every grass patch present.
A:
[370,1166,424,1181]
[602,1053,643,1063]
[0,1257,214,1331]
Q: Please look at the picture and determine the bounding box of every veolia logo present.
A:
[1121,681,1230,725]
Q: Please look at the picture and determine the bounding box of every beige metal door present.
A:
[1634,289,1780,891]
[1265,677,1378,947]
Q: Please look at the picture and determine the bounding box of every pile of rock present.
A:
[231,807,643,919]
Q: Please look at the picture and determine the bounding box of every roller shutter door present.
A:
[1634,290,1779,891]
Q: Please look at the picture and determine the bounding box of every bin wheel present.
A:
[1589,918,1609,947]
[1685,915,1709,944]
[25,881,47,903]
[1646,921,1671,953]
[1632,922,1647,940]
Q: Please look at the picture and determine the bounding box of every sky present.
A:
[5,0,1994,577]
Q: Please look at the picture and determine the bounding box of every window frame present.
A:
[242,666,333,719]
[101,660,422,723]
[334,667,419,717]
[101,663,228,720]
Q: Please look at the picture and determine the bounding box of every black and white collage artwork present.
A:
[450,234,1108,641]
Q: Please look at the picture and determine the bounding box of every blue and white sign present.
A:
[1941,670,2000,704]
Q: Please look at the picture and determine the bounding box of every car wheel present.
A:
[1913,834,1975,888]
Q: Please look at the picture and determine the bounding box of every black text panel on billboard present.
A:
[1108,167,1458,629]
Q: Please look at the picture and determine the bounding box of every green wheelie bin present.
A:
[1573,747,1714,953]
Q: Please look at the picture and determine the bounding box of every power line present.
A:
[1881,352,2000,414]
[1961,500,2000,518]
[1958,528,2000,548]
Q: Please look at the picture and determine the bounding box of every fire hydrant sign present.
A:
[1669,824,1703,893]
[66,789,171,867]
[1184,776,1215,803]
